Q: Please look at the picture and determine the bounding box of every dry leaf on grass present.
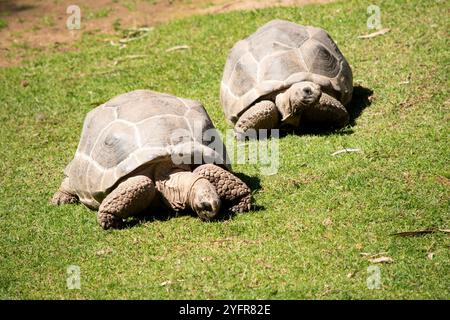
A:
[331,148,361,156]
[436,175,450,186]
[160,279,184,286]
[358,28,390,39]
[96,247,113,256]
[322,217,333,227]
[166,45,190,52]
[210,237,259,245]
[368,256,394,264]
[360,252,388,258]
[360,252,394,263]
[390,229,450,237]
[150,256,165,262]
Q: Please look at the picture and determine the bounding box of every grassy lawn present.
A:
[0,0,448,299]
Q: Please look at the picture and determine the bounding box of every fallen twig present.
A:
[331,148,361,156]
[369,256,394,264]
[210,237,259,244]
[360,252,388,258]
[358,28,390,39]
[390,229,450,237]
[109,40,127,49]
[166,45,190,52]
[360,252,393,264]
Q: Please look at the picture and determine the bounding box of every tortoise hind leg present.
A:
[234,100,280,140]
[51,177,79,205]
[97,175,155,229]
[193,164,252,214]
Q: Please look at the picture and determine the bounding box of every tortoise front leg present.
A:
[302,93,350,128]
[194,164,252,213]
[97,175,155,229]
[234,100,280,140]
[51,177,79,205]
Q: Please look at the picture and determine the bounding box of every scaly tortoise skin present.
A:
[220,19,353,138]
[194,164,251,213]
[52,90,252,229]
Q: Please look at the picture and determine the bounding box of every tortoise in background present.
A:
[220,19,353,139]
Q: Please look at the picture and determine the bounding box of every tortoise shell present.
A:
[65,90,228,209]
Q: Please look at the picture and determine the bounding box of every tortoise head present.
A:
[275,81,322,126]
[189,178,221,221]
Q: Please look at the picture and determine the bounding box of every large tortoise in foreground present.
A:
[52,90,252,229]
[220,19,353,139]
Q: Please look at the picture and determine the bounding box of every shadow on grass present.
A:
[235,171,262,193]
[0,1,35,13]
[284,85,373,137]
[346,86,374,124]
[123,172,263,228]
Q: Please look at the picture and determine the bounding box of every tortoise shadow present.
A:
[347,86,374,123]
[122,172,264,228]
[284,85,373,137]
[234,171,262,193]
[122,210,172,229]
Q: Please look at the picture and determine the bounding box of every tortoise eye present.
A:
[292,107,302,116]
[303,87,312,96]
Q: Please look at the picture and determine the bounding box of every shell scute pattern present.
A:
[67,90,227,209]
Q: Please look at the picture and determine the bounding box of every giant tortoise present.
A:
[220,19,353,139]
[52,90,251,229]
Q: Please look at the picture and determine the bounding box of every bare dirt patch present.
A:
[0,0,331,67]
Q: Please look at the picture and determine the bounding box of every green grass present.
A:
[41,15,56,28]
[0,18,7,30]
[0,0,448,299]
[87,8,113,20]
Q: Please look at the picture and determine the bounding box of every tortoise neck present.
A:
[154,168,202,212]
